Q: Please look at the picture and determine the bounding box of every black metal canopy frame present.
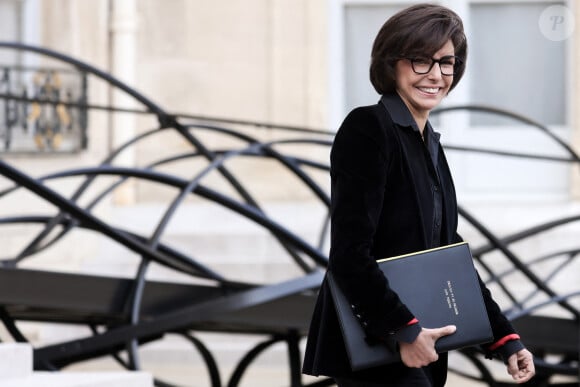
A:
[0,42,578,387]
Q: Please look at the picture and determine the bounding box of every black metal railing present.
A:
[0,42,578,387]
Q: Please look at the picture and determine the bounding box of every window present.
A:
[469,2,566,126]
[0,0,22,64]
[343,4,403,111]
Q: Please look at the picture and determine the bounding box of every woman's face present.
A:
[395,40,455,122]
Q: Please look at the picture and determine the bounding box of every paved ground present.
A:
[68,351,491,386]
[66,334,577,386]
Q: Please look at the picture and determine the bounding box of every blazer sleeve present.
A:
[328,107,417,341]
[477,275,526,357]
[456,233,525,360]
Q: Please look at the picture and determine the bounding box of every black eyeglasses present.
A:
[405,55,462,76]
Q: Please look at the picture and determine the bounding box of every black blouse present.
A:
[381,94,444,249]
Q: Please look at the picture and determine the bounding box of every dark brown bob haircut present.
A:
[370,3,467,95]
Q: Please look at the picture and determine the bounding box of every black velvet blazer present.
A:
[302,94,519,383]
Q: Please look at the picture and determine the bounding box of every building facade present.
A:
[0,0,578,379]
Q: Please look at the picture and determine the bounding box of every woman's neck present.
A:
[416,118,427,135]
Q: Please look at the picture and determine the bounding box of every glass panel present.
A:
[0,0,21,40]
[343,5,404,112]
[469,3,566,126]
[0,0,22,63]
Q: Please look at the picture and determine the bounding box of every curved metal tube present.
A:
[0,43,578,385]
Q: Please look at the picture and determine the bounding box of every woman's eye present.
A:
[440,56,456,65]
[414,58,431,65]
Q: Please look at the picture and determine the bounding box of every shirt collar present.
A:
[380,93,418,131]
[379,92,441,143]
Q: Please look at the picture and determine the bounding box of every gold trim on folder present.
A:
[377,242,468,263]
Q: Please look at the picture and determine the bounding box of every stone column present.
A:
[573,4,580,199]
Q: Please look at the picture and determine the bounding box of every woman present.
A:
[302,4,535,387]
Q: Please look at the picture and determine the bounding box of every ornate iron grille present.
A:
[0,65,88,153]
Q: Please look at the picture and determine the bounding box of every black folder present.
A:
[327,242,493,371]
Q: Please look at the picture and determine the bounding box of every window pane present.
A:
[469,3,566,126]
[344,5,403,112]
[0,0,22,63]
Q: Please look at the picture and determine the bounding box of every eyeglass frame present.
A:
[403,55,463,76]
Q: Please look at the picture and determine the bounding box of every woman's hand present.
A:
[399,325,456,368]
[506,348,535,383]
